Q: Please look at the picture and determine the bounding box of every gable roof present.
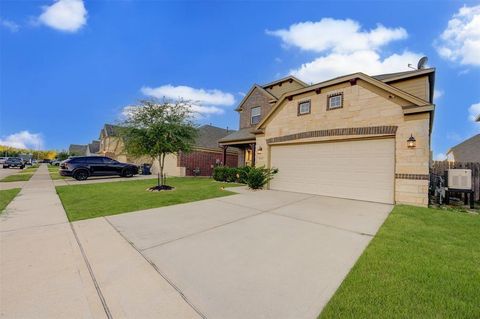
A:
[218,127,256,144]
[372,68,434,82]
[235,85,277,111]
[195,125,235,149]
[261,75,309,90]
[256,72,434,129]
[373,68,435,103]
[69,144,87,156]
[234,76,309,112]
[447,134,480,155]
[100,124,120,139]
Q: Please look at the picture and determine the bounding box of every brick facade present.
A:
[179,150,238,176]
[239,88,274,129]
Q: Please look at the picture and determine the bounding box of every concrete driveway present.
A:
[104,190,392,319]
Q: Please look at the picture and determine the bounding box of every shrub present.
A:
[237,166,252,184]
[246,166,278,189]
[213,166,227,182]
[225,167,238,183]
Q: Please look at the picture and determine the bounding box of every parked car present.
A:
[59,156,138,181]
[0,157,6,164]
[3,157,25,169]
[51,160,61,166]
[42,159,52,164]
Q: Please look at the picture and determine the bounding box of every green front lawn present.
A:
[56,177,241,221]
[319,205,480,319]
[0,188,21,213]
[0,165,39,182]
[48,165,65,180]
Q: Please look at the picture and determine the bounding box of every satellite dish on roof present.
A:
[417,56,428,70]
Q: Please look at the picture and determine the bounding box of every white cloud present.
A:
[447,132,462,142]
[468,102,480,122]
[434,89,444,101]
[267,19,407,54]
[0,18,19,32]
[268,18,421,83]
[38,0,87,32]
[435,5,480,66]
[141,85,235,106]
[291,50,423,83]
[0,131,44,150]
[434,153,447,161]
[141,84,235,117]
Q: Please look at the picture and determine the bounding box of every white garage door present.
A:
[270,138,395,204]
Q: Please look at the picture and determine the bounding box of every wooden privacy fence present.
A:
[431,161,480,201]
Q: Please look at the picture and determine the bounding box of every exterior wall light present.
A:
[407,134,416,148]
[257,146,263,154]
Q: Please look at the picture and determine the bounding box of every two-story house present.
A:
[219,76,308,166]
[220,69,436,207]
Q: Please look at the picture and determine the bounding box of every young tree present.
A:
[120,99,198,190]
[57,150,70,161]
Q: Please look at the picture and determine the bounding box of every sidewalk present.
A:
[0,164,201,319]
[0,165,107,318]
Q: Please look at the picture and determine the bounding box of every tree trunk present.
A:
[161,153,166,185]
[158,154,163,186]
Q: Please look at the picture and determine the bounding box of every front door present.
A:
[245,148,253,166]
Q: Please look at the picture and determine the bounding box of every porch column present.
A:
[222,145,228,166]
[250,143,256,166]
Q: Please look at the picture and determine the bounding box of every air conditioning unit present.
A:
[447,169,472,190]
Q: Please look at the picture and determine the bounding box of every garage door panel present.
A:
[270,139,394,204]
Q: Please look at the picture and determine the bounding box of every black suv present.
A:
[3,157,25,169]
[59,156,138,181]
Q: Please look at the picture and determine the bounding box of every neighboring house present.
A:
[86,140,100,156]
[446,134,480,162]
[98,124,128,161]
[98,123,237,176]
[220,69,436,207]
[68,144,87,156]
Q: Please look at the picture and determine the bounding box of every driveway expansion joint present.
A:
[70,223,113,319]
[267,212,375,237]
[140,194,318,251]
[0,220,68,233]
[103,217,208,319]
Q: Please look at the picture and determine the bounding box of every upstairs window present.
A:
[298,100,311,115]
[328,93,343,110]
[251,106,261,125]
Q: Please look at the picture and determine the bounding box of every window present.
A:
[102,157,117,164]
[298,100,311,115]
[86,157,103,164]
[251,106,261,124]
[328,93,343,110]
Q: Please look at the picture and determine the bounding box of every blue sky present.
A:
[0,0,479,159]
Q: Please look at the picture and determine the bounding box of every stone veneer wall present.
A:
[256,80,431,207]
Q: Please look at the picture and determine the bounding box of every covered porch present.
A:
[218,128,257,167]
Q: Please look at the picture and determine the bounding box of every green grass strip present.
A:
[0,188,21,213]
[319,205,480,319]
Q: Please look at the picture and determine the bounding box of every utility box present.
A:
[447,169,472,190]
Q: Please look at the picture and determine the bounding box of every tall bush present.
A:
[246,166,278,189]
